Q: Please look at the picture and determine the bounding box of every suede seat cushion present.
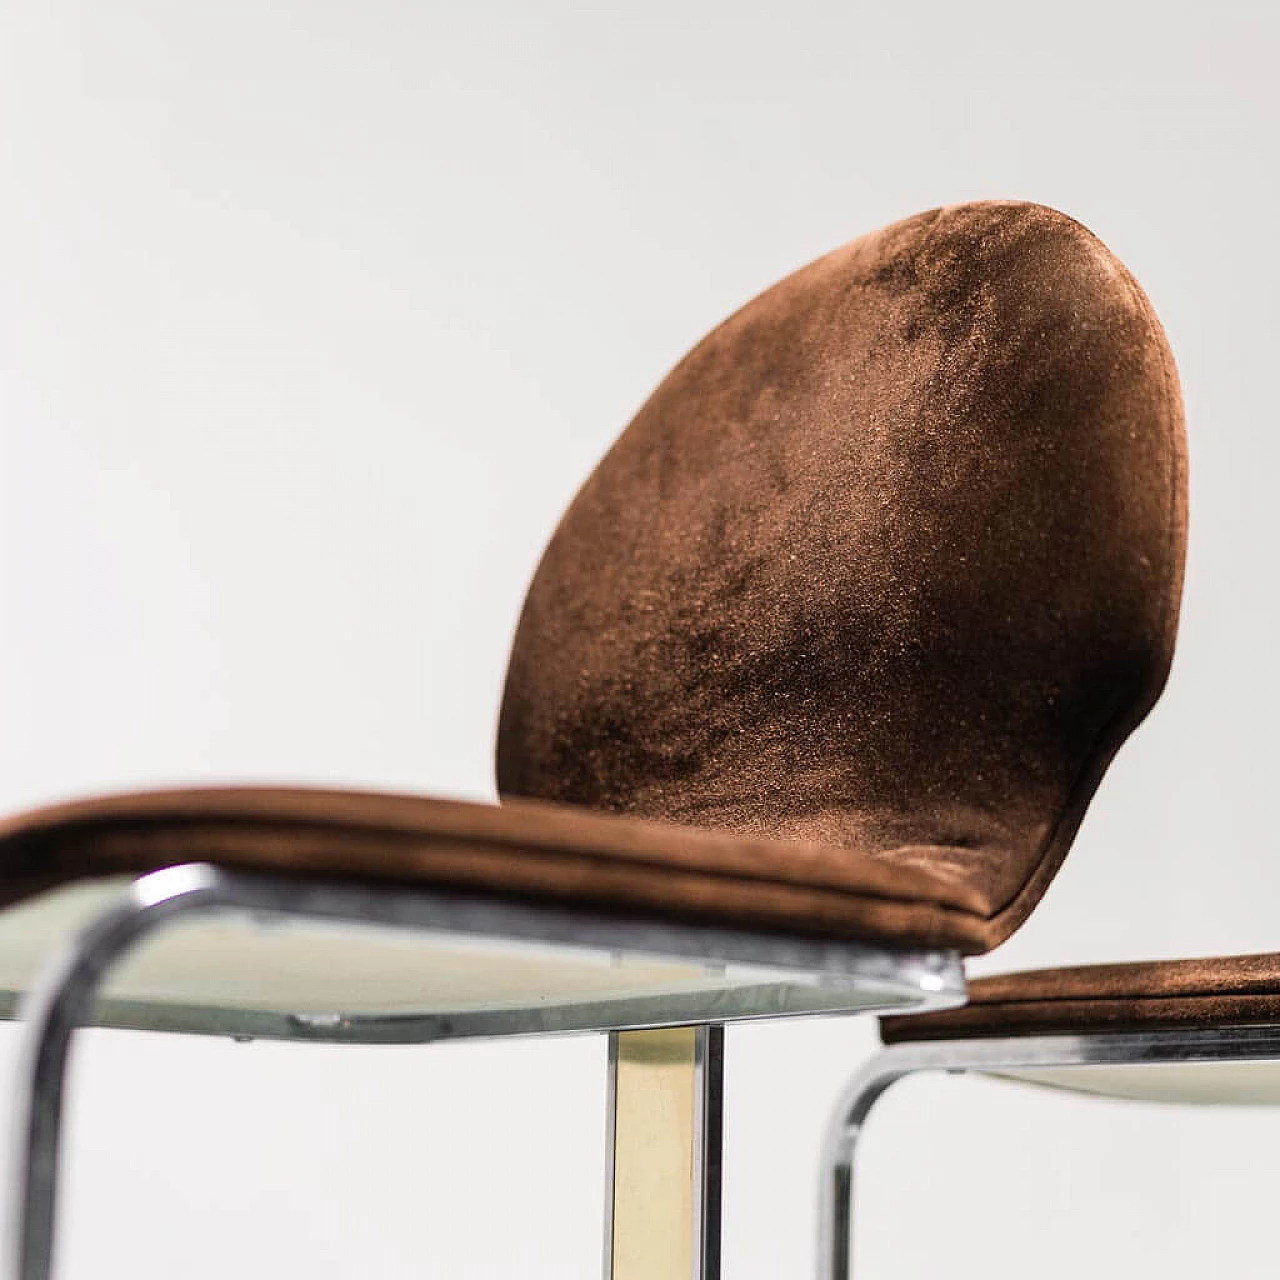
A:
[0,786,994,950]
[881,954,1280,1042]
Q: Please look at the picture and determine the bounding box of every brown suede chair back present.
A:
[497,201,1188,952]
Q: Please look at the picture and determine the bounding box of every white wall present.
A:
[1,2,1277,1275]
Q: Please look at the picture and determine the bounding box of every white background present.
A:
[1,2,1278,1276]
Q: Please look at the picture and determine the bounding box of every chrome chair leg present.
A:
[816,1042,942,1280]
[8,866,236,1280]
[818,1026,1280,1279]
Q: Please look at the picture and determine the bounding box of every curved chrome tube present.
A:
[816,1041,954,1280]
[817,1025,1280,1279]
[8,865,240,1280]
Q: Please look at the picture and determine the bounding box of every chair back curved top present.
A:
[497,200,1188,952]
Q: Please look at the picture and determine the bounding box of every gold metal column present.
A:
[605,1025,724,1280]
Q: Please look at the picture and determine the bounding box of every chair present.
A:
[0,199,1187,1280]
[820,958,1280,1278]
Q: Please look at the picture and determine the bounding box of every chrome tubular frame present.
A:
[817,1024,1280,1280]
[4,862,962,1280]
[9,865,233,1280]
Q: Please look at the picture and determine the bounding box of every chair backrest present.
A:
[496,201,1187,950]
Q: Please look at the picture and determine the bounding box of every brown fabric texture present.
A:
[881,954,1280,1041]
[498,199,1188,953]
[0,786,991,950]
[1,201,1188,955]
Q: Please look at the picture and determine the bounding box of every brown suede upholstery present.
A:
[0,786,992,949]
[881,954,1280,1041]
[499,200,1187,952]
[0,201,1187,954]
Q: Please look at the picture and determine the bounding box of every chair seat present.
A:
[881,953,1280,1042]
[0,785,992,951]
